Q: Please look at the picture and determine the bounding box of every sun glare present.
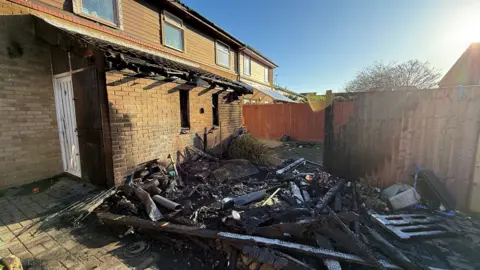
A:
[451,7,480,48]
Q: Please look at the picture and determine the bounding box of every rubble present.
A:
[91,142,463,269]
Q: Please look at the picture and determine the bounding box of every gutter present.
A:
[166,0,244,47]
[240,47,278,69]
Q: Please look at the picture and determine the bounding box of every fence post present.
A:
[323,90,334,173]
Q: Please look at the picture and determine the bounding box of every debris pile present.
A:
[94,142,454,269]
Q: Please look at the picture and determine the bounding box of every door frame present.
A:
[53,73,82,177]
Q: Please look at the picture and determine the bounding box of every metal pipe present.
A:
[152,195,182,210]
[138,180,159,190]
[276,158,305,175]
[134,187,163,221]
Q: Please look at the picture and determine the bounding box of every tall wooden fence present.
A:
[243,103,325,142]
[327,86,480,210]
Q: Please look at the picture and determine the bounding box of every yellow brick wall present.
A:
[106,72,242,184]
[0,14,62,187]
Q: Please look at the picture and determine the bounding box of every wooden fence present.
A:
[327,86,480,210]
[243,103,325,142]
[242,103,355,142]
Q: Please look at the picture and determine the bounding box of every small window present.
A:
[75,0,120,26]
[243,55,251,76]
[216,41,230,68]
[163,11,184,51]
[244,99,250,104]
[180,90,190,128]
[212,94,219,126]
[252,100,257,104]
[264,67,269,82]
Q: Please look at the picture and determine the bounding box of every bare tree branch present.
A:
[344,60,441,92]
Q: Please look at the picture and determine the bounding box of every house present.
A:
[0,0,277,187]
[235,45,293,104]
[439,43,480,87]
[274,85,307,103]
[243,83,296,104]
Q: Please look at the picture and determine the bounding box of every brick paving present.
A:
[0,178,130,270]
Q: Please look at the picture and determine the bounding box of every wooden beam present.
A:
[97,213,399,268]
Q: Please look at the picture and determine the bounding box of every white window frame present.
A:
[264,67,269,82]
[162,11,185,52]
[243,55,251,76]
[72,0,123,29]
[215,40,231,68]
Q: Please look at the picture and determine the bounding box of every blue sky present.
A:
[182,0,480,94]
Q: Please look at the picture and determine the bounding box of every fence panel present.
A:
[329,87,480,210]
[243,103,355,142]
[242,103,324,142]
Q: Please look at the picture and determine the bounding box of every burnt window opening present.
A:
[180,90,190,129]
[212,94,219,126]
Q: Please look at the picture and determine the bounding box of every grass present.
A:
[228,134,274,165]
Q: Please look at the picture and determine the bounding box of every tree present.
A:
[344,60,441,92]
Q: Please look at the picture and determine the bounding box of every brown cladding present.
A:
[122,0,161,46]
[33,0,238,78]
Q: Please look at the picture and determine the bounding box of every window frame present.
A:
[212,94,219,127]
[162,10,185,52]
[243,55,251,76]
[180,90,190,129]
[72,0,123,29]
[215,40,231,69]
[264,67,269,83]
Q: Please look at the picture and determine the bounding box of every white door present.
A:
[54,75,82,177]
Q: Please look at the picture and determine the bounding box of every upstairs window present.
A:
[180,90,190,129]
[212,94,219,126]
[216,41,230,68]
[163,11,184,51]
[75,0,121,27]
[243,55,251,76]
[264,67,269,82]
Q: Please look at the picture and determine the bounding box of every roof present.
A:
[242,45,278,68]
[259,88,295,103]
[300,92,317,96]
[439,43,480,87]
[240,79,295,103]
[162,0,242,46]
[164,0,278,68]
[35,16,253,96]
[274,85,306,99]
